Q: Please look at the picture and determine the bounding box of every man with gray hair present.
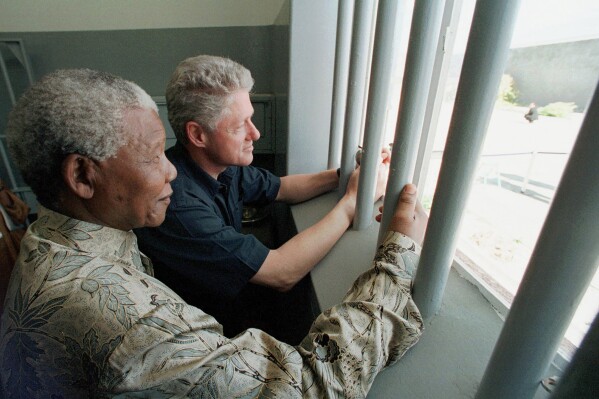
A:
[135,55,391,342]
[0,68,425,397]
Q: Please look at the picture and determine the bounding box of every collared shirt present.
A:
[0,207,423,398]
[135,143,282,337]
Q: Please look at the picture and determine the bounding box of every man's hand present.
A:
[374,148,391,200]
[376,184,428,245]
[346,147,390,201]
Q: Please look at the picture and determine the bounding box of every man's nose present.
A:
[247,121,260,141]
[165,158,177,182]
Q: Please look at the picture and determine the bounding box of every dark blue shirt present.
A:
[135,143,281,334]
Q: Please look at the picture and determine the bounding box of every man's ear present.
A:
[62,154,96,199]
[185,121,208,148]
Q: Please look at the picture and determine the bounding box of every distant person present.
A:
[135,55,390,342]
[524,102,539,123]
[0,68,425,398]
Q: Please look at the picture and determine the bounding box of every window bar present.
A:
[328,0,355,170]
[0,49,17,105]
[476,79,599,399]
[411,0,522,318]
[377,0,446,241]
[353,0,412,230]
[6,39,35,85]
[551,312,599,398]
[0,45,18,189]
[338,0,377,196]
[413,0,463,196]
[0,138,18,190]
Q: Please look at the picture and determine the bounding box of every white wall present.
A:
[287,0,337,174]
[0,0,286,32]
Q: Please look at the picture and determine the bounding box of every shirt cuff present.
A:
[380,230,421,255]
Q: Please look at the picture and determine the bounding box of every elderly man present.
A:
[0,68,426,398]
[135,55,390,341]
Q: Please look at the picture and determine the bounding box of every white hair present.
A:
[165,55,254,144]
[6,68,157,209]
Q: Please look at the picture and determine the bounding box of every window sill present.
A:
[290,191,558,398]
[453,248,574,373]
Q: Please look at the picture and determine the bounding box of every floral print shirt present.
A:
[0,207,423,398]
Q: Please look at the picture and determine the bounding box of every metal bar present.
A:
[0,45,18,189]
[9,39,35,84]
[413,0,463,197]
[476,79,599,399]
[353,0,412,229]
[551,312,599,398]
[328,0,355,169]
[377,0,446,241]
[0,47,16,191]
[411,0,522,318]
[521,148,537,193]
[0,49,17,105]
[338,0,378,195]
[0,136,18,190]
[0,39,33,190]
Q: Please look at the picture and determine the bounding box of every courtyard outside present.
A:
[422,104,597,354]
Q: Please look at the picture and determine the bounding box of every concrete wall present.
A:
[0,0,286,31]
[506,38,599,111]
[0,0,290,192]
[0,26,288,190]
[0,27,276,97]
[287,0,337,175]
[272,1,291,173]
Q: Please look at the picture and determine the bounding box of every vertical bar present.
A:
[476,79,599,399]
[0,49,17,105]
[328,0,355,169]
[411,0,522,318]
[521,149,537,193]
[339,0,377,195]
[0,137,18,190]
[0,45,19,189]
[377,0,446,241]
[353,0,411,229]
[413,0,463,194]
[551,312,599,398]
[11,40,35,84]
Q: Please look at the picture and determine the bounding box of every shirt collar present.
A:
[33,206,150,273]
[170,142,237,199]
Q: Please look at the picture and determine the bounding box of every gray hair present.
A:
[6,68,157,209]
[165,55,254,144]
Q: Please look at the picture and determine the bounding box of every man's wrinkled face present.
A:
[93,108,177,231]
[203,90,260,169]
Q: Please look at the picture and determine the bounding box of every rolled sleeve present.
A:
[240,166,281,205]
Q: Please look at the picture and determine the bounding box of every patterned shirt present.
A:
[0,206,423,398]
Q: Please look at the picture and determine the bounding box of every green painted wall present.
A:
[0,25,289,191]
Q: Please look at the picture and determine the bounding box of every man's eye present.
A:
[142,155,161,164]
